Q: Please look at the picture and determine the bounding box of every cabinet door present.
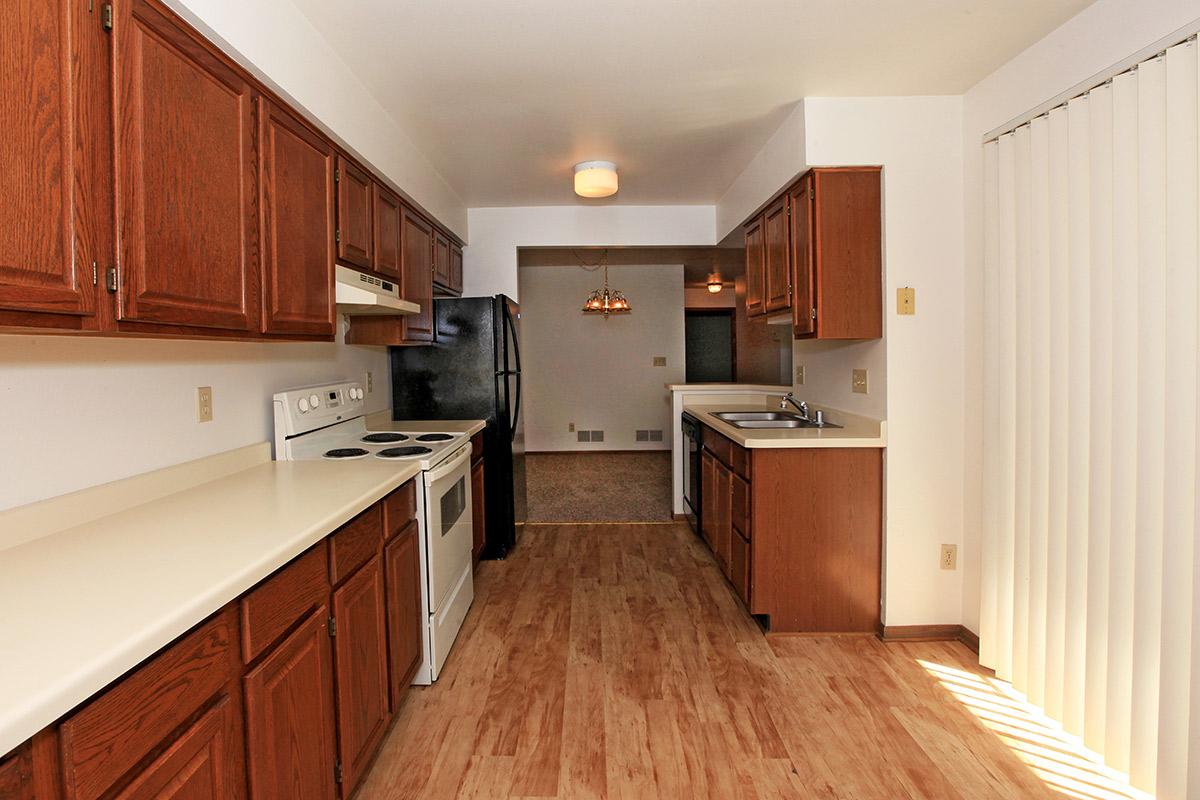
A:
[372,184,403,279]
[260,101,335,336]
[471,458,486,561]
[763,195,791,313]
[113,696,242,800]
[714,460,732,576]
[384,526,422,711]
[335,157,372,269]
[743,215,765,317]
[401,208,434,343]
[0,0,100,322]
[433,231,452,288]
[243,610,337,800]
[789,175,816,336]
[449,243,464,295]
[331,556,390,795]
[0,745,32,800]
[114,0,259,331]
[700,451,716,550]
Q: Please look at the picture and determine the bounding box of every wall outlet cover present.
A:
[852,369,869,394]
[897,287,916,315]
[569,422,576,432]
[940,544,958,570]
[366,371,374,393]
[197,386,213,423]
[795,365,805,385]
[653,356,667,367]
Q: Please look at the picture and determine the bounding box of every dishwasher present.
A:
[681,412,702,534]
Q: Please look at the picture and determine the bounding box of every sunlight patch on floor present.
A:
[918,660,1151,800]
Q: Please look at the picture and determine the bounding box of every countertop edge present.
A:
[684,403,887,449]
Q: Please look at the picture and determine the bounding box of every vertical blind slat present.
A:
[997,133,1018,682]
[1013,123,1033,693]
[980,139,1002,671]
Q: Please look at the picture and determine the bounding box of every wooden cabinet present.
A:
[243,610,337,800]
[713,460,732,575]
[114,0,260,332]
[384,525,422,711]
[471,457,486,562]
[433,231,452,289]
[335,157,373,270]
[0,0,104,328]
[0,744,32,800]
[372,184,403,279]
[259,101,336,337]
[449,244,464,296]
[401,208,435,343]
[742,167,881,339]
[114,697,242,800]
[331,556,390,796]
[763,195,790,313]
[743,215,765,317]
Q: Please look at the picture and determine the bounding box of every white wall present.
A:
[167,0,467,237]
[518,265,685,452]
[463,205,717,300]
[0,332,389,511]
[792,339,886,420]
[959,0,1200,636]
[715,102,807,240]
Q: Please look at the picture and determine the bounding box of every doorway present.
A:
[684,309,736,383]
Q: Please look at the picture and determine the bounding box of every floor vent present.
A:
[649,429,663,442]
[591,430,604,442]
[636,429,664,442]
[636,430,649,442]
[577,430,604,443]
[577,430,590,442]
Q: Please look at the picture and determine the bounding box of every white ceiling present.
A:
[291,0,1093,207]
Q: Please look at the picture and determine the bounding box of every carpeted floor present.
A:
[524,451,673,522]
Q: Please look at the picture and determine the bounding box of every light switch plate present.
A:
[852,369,868,394]
[897,287,915,315]
[795,365,805,385]
[197,386,213,423]
[569,422,576,432]
[366,371,374,393]
[653,356,667,367]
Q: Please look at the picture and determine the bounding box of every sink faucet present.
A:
[780,392,810,420]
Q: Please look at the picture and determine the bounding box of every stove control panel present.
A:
[273,381,365,439]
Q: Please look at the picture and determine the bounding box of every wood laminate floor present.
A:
[359,523,1141,799]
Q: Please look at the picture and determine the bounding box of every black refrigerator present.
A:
[389,295,525,558]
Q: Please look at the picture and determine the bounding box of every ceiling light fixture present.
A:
[574,160,618,198]
[581,250,631,319]
[706,272,724,293]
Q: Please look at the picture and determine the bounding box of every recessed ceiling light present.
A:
[574,161,618,198]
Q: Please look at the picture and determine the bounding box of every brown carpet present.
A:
[524,451,673,522]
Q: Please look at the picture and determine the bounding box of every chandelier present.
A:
[580,250,631,319]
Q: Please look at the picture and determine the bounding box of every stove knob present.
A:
[298,397,309,413]
[355,387,363,400]
[309,393,321,408]
[349,387,359,400]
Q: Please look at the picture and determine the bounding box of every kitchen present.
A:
[2,1,1197,799]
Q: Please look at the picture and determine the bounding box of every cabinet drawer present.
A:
[730,529,751,606]
[60,609,236,800]
[330,504,383,584]
[702,426,732,465]
[470,431,485,462]
[731,474,751,540]
[383,481,417,541]
[730,445,751,480]
[240,544,329,663]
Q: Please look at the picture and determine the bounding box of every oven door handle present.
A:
[424,444,471,485]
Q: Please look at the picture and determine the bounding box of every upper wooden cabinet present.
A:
[401,208,435,343]
[763,195,790,313]
[335,157,373,270]
[114,0,260,333]
[743,166,881,340]
[260,101,336,337]
[743,216,765,317]
[433,230,452,289]
[372,184,403,279]
[0,0,103,328]
[450,244,464,295]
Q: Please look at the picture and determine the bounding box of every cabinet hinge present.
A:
[335,229,341,244]
[334,759,343,784]
[91,261,98,287]
[328,615,337,637]
[811,306,817,320]
[334,168,340,184]
[101,4,113,31]
[105,267,118,293]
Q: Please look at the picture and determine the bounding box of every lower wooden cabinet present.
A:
[384,524,423,711]
[331,556,391,795]
[470,457,486,562]
[700,451,716,551]
[713,460,732,574]
[112,697,242,800]
[243,609,337,800]
[0,744,32,800]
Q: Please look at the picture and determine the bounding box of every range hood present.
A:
[335,265,419,315]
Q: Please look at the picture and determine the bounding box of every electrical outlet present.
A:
[940,544,958,570]
[569,422,576,432]
[795,365,805,385]
[653,356,667,367]
[366,371,374,393]
[897,287,916,315]
[852,369,869,394]
[197,386,213,423]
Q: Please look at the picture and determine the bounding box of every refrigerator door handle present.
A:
[510,372,521,443]
[503,301,522,375]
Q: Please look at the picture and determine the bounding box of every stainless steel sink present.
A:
[712,410,843,429]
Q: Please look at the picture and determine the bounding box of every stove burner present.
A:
[324,448,369,459]
[361,432,409,444]
[377,446,434,459]
[415,433,454,442]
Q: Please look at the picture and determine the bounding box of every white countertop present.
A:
[365,413,487,437]
[0,420,481,757]
[684,400,886,448]
[667,383,792,392]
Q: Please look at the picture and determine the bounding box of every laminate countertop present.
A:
[684,401,886,449]
[0,419,485,757]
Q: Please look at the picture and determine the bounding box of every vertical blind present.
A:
[980,36,1199,799]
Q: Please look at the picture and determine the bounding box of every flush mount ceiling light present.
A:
[574,160,618,198]
[706,271,724,293]
[580,249,631,319]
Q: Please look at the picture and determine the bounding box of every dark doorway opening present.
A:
[684,309,736,383]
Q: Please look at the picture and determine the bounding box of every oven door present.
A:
[423,444,474,614]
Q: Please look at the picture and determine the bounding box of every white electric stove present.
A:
[272,381,474,684]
